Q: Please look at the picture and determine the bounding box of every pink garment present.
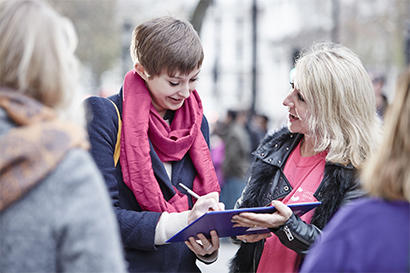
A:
[257,140,327,273]
[120,70,220,213]
[210,135,225,187]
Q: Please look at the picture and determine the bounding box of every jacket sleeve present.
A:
[85,96,161,251]
[271,177,365,254]
[271,214,321,254]
[56,149,127,273]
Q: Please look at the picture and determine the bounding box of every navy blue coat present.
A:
[85,90,210,272]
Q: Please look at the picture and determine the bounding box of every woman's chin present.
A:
[287,123,301,134]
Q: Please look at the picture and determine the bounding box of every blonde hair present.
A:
[0,0,81,120]
[361,68,410,201]
[130,16,204,77]
[294,42,381,168]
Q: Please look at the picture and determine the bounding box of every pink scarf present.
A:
[120,70,220,213]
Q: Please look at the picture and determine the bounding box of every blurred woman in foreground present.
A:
[0,1,126,272]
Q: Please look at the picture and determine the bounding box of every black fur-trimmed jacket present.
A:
[230,127,364,273]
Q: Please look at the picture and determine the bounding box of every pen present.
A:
[178,183,200,199]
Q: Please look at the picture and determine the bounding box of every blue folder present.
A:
[166,201,321,243]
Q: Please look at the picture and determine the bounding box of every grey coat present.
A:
[0,109,127,273]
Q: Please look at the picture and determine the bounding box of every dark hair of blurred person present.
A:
[0,0,126,272]
[372,74,389,118]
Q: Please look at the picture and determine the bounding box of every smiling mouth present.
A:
[169,97,183,103]
[289,113,299,120]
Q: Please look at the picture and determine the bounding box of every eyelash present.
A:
[168,78,198,87]
[297,92,305,102]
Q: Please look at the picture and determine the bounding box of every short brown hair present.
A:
[130,16,204,77]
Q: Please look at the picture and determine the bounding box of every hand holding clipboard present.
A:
[232,200,294,243]
[167,198,321,243]
[178,184,224,256]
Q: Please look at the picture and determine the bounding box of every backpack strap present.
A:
[108,99,121,167]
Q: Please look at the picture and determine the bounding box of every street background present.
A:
[48,0,410,132]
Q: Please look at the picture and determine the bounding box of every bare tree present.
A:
[47,0,120,91]
[190,0,213,34]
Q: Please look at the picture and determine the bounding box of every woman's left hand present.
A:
[185,230,219,256]
[231,200,293,229]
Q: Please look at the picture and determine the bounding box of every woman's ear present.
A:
[134,63,150,81]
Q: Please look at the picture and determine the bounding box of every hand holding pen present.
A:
[178,183,224,257]
[178,183,225,224]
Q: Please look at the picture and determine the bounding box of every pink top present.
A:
[257,140,327,273]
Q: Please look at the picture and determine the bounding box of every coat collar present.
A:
[253,127,354,170]
[252,127,302,168]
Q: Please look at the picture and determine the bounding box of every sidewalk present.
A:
[197,239,240,272]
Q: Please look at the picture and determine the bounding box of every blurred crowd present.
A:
[210,110,270,209]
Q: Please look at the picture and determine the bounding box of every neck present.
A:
[300,136,317,157]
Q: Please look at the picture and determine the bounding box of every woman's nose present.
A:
[283,94,294,107]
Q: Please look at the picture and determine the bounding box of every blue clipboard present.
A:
[166,201,321,243]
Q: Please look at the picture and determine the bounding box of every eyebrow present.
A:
[170,71,200,80]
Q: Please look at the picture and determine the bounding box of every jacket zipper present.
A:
[283,225,294,241]
[284,225,312,248]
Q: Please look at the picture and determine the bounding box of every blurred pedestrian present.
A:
[301,67,410,273]
[230,42,381,273]
[0,0,126,272]
[210,120,226,188]
[247,113,270,153]
[220,109,251,209]
[372,74,389,118]
[85,16,223,272]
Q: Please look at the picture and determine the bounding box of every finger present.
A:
[271,200,293,218]
[210,230,220,250]
[232,215,265,227]
[237,233,269,243]
[237,213,275,226]
[197,196,219,211]
[232,219,257,227]
[196,233,215,254]
[184,240,195,253]
[247,233,271,242]
[254,233,272,239]
[201,191,219,202]
[197,233,211,247]
[236,235,250,243]
[187,236,205,256]
[232,219,258,227]
[217,202,225,211]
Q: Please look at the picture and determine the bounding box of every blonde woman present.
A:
[230,42,381,272]
[0,0,126,272]
[301,67,410,273]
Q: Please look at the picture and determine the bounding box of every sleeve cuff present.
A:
[196,250,219,264]
[154,211,189,245]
